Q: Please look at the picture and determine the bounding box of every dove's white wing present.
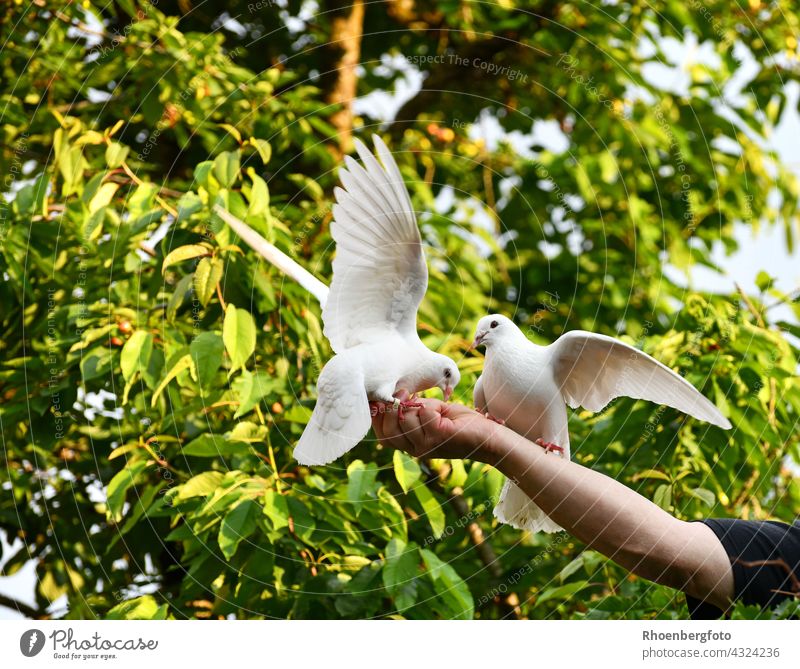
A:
[322,136,427,353]
[473,375,487,413]
[548,330,731,429]
[293,356,371,466]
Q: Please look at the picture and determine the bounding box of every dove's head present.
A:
[413,353,460,401]
[471,314,521,349]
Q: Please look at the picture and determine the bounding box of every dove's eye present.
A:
[490,320,498,329]
[444,369,451,379]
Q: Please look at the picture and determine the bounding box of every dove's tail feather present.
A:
[213,205,330,306]
[293,419,360,466]
[493,479,563,534]
[293,355,372,466]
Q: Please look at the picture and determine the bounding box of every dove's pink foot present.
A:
[369,400,423,420]
[397,400,424,421]
[482,412,505,425]
[535,438,564,455]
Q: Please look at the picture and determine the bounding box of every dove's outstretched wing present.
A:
[548,330,731,429]
[322,136,427,353]
[293,357,371,466]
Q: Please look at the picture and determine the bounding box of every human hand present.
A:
[371,392,501,462]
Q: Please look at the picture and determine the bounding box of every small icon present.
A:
[20,629,45,657]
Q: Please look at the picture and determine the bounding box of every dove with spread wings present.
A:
[214,136,459,466]
[471,314,732,533]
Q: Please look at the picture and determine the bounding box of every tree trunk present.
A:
[324,1,365,156]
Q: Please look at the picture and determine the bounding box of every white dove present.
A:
[471,314,732,533]
[214,136,460,466]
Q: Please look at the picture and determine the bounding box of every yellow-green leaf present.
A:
[161,244,211,274]
[193,256,224,307]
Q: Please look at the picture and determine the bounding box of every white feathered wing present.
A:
[295,136,429,464]
[493,330,731,534]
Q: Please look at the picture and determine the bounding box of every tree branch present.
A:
[0,593,44,619]
[423,459,521,618]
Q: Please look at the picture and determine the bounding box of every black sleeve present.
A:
[686,518,800,620]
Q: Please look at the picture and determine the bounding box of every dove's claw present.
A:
[396,399,424,421]
[535,438,564,454]
[483,412,505,425]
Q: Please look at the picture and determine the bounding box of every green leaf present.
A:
[105,141,130,169]
[214,150,241,188]
[421,549,474,619]
[229,421,268,442]
[686,487,716,507]
[537,580,593,606]
[106,460,148,522]
[218,499,259,560]
[81,348,114,382]
[250,138,272,164]
[218,123,242,143]
[755,270,774,292]
[173,471,224,502]
[347,460,379,508]
[182,434,249,457]
[393,450,421,493]
[232,370,278,418]
[412,483,445,539]
[151,353,193,407]
[193,256,224,307]
[383,538,419,612]
[87,182,118,214]
[223,304,257,374]
[120,330,153,382]
[632,468,671,482]
[167,274,193,322]
[653,484,672,511]
[190,332,224,389]
[58,145,84,194]
[283,404,312,424]
[176,191,202,223]
[161,244,211,274]
[263,489,290,530]
[247,170,270,216]
[107,595,168,620]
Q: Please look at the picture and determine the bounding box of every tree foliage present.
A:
[1,0,799,620]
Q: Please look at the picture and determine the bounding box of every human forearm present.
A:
[371,398,734,609]
[480,426,734,608]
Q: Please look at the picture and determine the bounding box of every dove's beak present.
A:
[443,385,453,401]
[471,331,487,349]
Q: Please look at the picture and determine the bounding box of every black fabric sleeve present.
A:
[685,518,800,620]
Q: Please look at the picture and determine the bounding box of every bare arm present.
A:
[372,398,734,610]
